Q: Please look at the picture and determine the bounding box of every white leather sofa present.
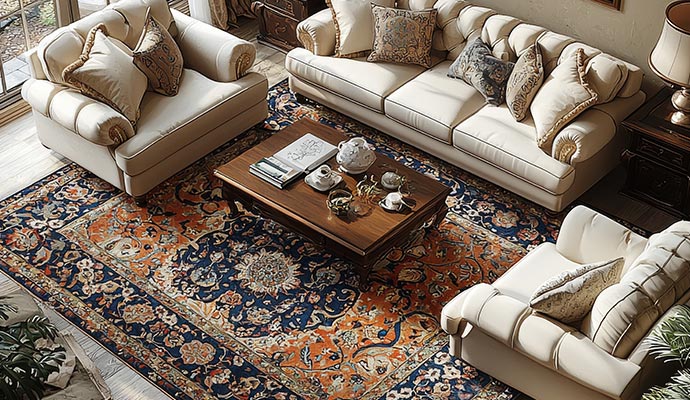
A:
[285,0,645,212]
[442,206,689,399]
[21,0,268,205]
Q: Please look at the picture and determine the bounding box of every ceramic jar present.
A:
[336,137,376,174]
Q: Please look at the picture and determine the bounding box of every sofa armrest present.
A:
[22,78,134,146]
[173,9,255,82]
[552,92,646,165]
[444,283,531,346]
[556,206,646,269]
[296,8,336,56]
[551,108,617,165]
[557,332,641,398]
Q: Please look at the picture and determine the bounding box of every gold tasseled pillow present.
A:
[63,24,148,126]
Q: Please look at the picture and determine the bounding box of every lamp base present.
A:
[671,89,690,126]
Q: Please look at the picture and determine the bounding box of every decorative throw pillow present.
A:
[327,0,395,58]
[448,38,515,106]
[133,8,184,96]
[586,54,629,104]
[506,42,544,121]
[63,24,148,125]
[530,257,624,324]
[367,6,437,68]
[530,48,598,151]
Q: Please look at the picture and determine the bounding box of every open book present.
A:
[273,133,338,172]
[249,133,338,189]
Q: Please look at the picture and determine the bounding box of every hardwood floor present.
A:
[0,14,679,400]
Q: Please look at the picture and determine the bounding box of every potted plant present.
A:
[643,304,690,400]
[0,295,65,400]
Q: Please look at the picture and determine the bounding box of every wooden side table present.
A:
[622,87,690,217]
[251,0,326,51]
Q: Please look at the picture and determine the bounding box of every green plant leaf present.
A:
[645,305,690,367]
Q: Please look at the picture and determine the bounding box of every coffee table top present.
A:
[214,118,450,260]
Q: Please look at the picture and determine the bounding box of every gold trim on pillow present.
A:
[63,24,133,122]
[63,23,147,126]
[536,48,598,149]
[326,0,375,58]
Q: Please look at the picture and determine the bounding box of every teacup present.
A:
[313,165,335,187]
[383,191,404,210]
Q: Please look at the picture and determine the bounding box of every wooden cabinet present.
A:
[251,0,326,51]
[622,87,690,217]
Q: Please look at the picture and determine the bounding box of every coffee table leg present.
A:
[356,264,371,291]
[221,184,239,216]
[433,204,448,228]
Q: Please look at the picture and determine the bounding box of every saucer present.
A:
[305,173,342,192]
[379,198,404,212]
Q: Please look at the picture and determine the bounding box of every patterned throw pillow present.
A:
[367,6,437,68]
[448,38,514,106]
[133,8,184,96]
[529,257,624,324]
[531,48,598,151]
[506,42,544,121]
[63,24,148,126]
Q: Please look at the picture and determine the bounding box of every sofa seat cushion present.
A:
[493,242,582,304]
[114,69,266,176]
[285,47,425,112]
[384,61,485,144]
[453,105,575,195]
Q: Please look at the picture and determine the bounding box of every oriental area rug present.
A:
[0,80,565,400]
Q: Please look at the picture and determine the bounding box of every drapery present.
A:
[207,0,254,29]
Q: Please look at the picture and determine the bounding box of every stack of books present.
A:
[250,133,338,189]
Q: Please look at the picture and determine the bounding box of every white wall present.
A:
[470,0,673,94]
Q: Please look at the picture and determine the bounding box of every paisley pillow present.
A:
[530,257,624,324]
[506,42,544,121]
[367,6,437,68]
[448,38,514,106]
[133,7,184,96]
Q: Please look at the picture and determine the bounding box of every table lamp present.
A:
[650,0,690,126]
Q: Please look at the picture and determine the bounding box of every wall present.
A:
[470,0,673,94]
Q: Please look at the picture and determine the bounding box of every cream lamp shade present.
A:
[650,1,690,125]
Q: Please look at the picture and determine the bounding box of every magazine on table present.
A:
[249,157,301,189]
[250,133,338,188]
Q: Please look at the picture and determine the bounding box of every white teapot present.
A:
[336,137,376,174]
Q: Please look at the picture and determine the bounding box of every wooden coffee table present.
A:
[214,118,451,289]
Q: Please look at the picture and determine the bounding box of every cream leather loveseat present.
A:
[21,0,268,205]
[442,206,689,399]
[286,0,645,212]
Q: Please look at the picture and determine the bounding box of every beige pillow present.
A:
[531,48,598,151]
[506,42,544,121]
[586,54,629,104]
[327,0,395,58]
[367,6,437,68]
[133,8,184,96]
[63,24,148,125]
[529,257,624,324]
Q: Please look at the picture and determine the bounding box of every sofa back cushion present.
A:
[581,221,690,358]
[430,0,642,101]
[35,0,175,86]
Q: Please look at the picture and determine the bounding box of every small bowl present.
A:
[326,189,353,216]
